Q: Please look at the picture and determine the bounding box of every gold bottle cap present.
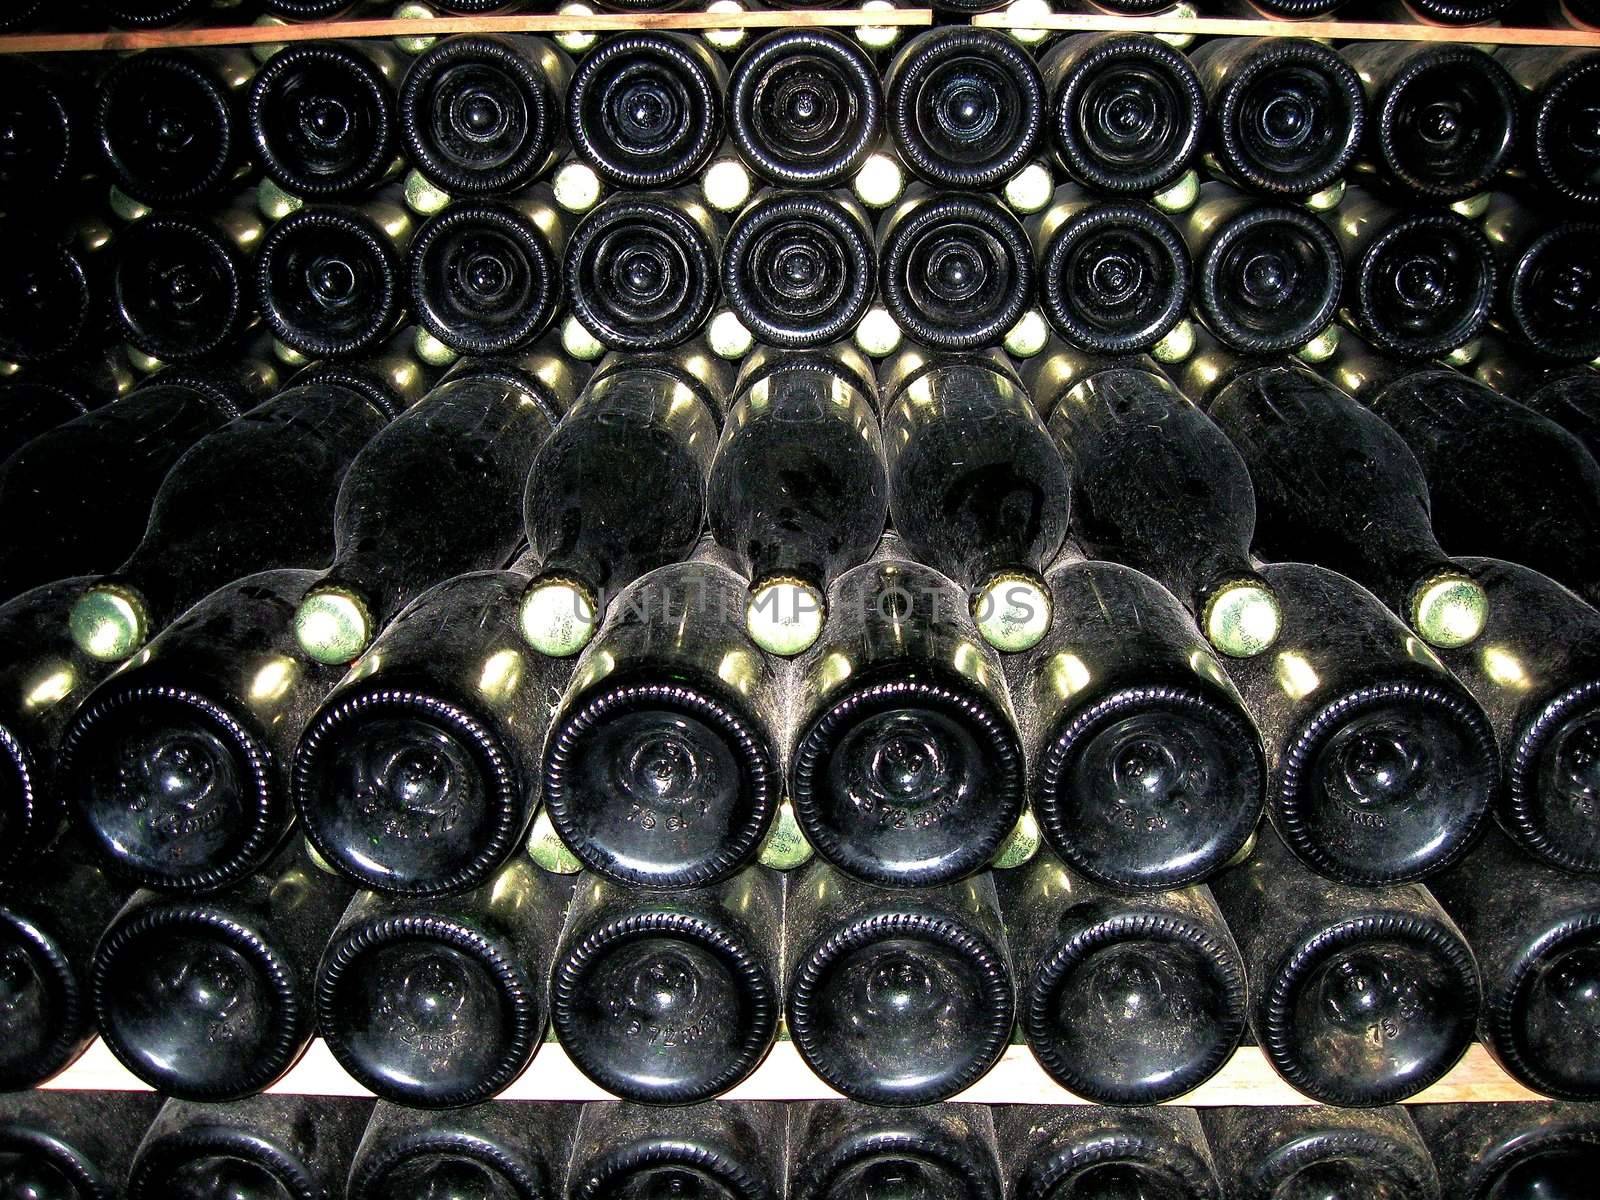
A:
[702,157,752,214]
[1152,318,1197,365]
[1004,309,1050,359]
[108,185,149,224]
[1411,573,1489,649]
[1305,179,1346,213]
[1205,580,1282,659]
[125,345,164,375]
[1002,0,1052,45]
[69,585,149,663]
[746,578,825,658]
[553,161,602,214]
[855,0,901,50]
[703,1,748,53]
[413,327,459,367]
[1153,168,1201,215]
[403,168,452,216]
[757,800,815,869]
[975,572,1052,654]
[709,310,754,361]
[853,152,905,210]
[991,810,1042,870]
[520,578,598,658]
[295,589,373,666]
[854,306,902,358]
[527,808,584,873]
[393,1,439,54]
[1296,324,1342,365]
[257,176,303,223]
[555,4,598,54]
[561,315,606,362]
[1003,160,1054,215]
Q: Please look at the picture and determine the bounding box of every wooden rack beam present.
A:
[970,11,1600,44]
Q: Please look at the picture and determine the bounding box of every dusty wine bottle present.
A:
[520,347,724,657]
[789,1103,1004,1200]
[1004,559,1266,891]
[286,323,437,416]
[0,1092,161,1200]
[248,41,401,200]
[1039,33,1204,199]
[0,60,88,212]
[568,1102,784,1200]
[0,214,106,367]
[1522,364,1600,456]
[1000,848,1248,1104]
[317,858,571,1108]
[788,551,1026,885]
[784,861,1014,1105]
[721,190,877,348]
[407,184,566,355]
[567,33,725,189]
[90,842,352,1100]
[995,1105,1221,1200]
[1212,823,1480,1105]
[294,359,572,666]
[707,344,887,657]
[551,866,781,1103]
[880,349,1069,652]
[1391,0,1512,20]
[541,556,782,888]
[1429,826,1600,1099]
[400,35,571,198]
[1412,1100,1600,1199]
[1343,42,1516,203]
[1029,187,1190,355]
[1201,1106,1440,1200]
[1482,191,1600,362]
[126,1095,371,1200]
[1207,362,1492,650]
[293,554,576,897]
[95,0,214,24]
[348,1100,580,1200]
[0,378,107,462]
[1499,48,1600,209]
[1182,182,1341,354]
[886,28,1043,192]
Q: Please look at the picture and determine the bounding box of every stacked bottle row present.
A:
[4,30,1596,373]
[6,1092,1599,1200]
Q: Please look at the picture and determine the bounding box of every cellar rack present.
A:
[5,1,1597,1109]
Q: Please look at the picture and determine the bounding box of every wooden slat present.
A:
[971,11,1600,44]
[36,1038,1547,1105]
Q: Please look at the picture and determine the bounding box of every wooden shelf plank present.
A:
[35,1038,1546,1106]
[970,12,1600,44]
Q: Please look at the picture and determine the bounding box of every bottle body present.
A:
[789,1102,1004,1200]
[1412,1100,1600,1199]
[348,1100,580,1200]
[995,1105,1222,1200]
[1202,1105,1441,1200]
[1499,47,1600,209]
[0,1091,162,1200]
[1482,191,1600,362]
[569,1101,785,1200]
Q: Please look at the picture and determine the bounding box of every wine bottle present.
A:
[0,378,105,462]
[1568,0,1600,26]
[293,359,571,666]
[706,345,886,656]
[1498,48,1600,208]
[317,859,573,1107]
[90,841,352,1100]
[567,33,726,189]
[565,191,723,351]
[0,214,105,367]
[255,189,414,359]
[1343,42,1516,203]
[59,569,366,892]
[729,31,882,189]
[550,866,781,1103]
[1182,182,1341,354]
[151,345,283,414]
[0,839,130,1089]
[126,1095,371,1200]
[789,1103,1004,1200]
[880,349,1070,652]
[0,0,45,29]
[1482,191,1600,362]
[1211,823,1480,1105]
[1397,0,1514,19]
[885,29,1044,191]
[1202,1106,1440,1200]
[1367,368,1600,610]
[0,1092,162,1200]
[407,185,565,355]
[1000,847,1247,1104]
[348,1100,580,1200]
[400,35,571,198]
[568,1102,784,1200]
[1335,185,1497,359]
[293,554,576,897]
[286,325,437,416]
[1428,826,1600,1099]
[788,551,1026,886]
[541,556,782,888]
[1004,559,1266,890]
[1191,37,1364,199]
[995,1105,1221,1200]
[721,190,876,348]
[1029,186,1190,354]
[0,60,87,212]
[1522,364,1600,458]
[1207,362,1492,650]
[520,347,724,658]
[265,0,367,15]
[0,377,244,603]
[784,861,1014,1105]
[95,49,251,208]
[1412,1100,1600,1199]
[248,41,401,200]
[96,0,213,24]
[1039,33,1204,198]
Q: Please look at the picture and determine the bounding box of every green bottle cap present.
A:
[975,572,1052,654]
[520,579,598,658]
[854,152,905,210]
[702,157,752,214]
[758,800,814,869]
[1205,580,1282,659]
[746,578,825,658]
[1153,168,1201,215]
[992,810,1041,870]
[855,0,901,50]
[855,306,902,358]
[69,585,149,662]
[404,168,452,216]
[554,161,602,214]
[393,1,439,54]
[1411,573,1489,649]
[709,310,754,361]
[527,809,583,873]
[1003,161,1054,215]
[257,176,303,223]
[1004,309,1049,358]
[295,589,373,666]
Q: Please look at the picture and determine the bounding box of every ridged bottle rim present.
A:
[0,238,91,365]
[551,909,779,1103]
[292,686,525,898]
[1535,56,1600,207]
[543,676,777,888]
[1039,201,1190,354]
[1488,906,1600,1099]
[290,364,406,420]
[316,910,542,1108]
[791,669,1025,887]
[0,722,38,876]
[1250,1129,1436,1200]
[1505,223,1600,362]
[257,206,403,359]
[100,0,208,24]
[1506,677,1600,873]
[0,62,75,194]
[407,201,560,355]
[1260,910,1480,1106]
[1374,48,1517,202]
[572,1138,772,1200]
[129,1126,319,1200]
[796,1127,1002,1200]
[349,1129,545,1200]
[0,1124,110,1200]
[787,909,1015,1105]
[248,42,398,198]
[1019,1131,1221,1200]
[113,213,248,363]
[91,904,307,1101]
[1463,1124,1600,1200]
[1405,0,1515,20]
[0,905,83,1091]
[1274,676,1496,885]
[59,681,282,895]
[1352,210,1496,359]
[96,52,236,206]
[1196,204,1341,354]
